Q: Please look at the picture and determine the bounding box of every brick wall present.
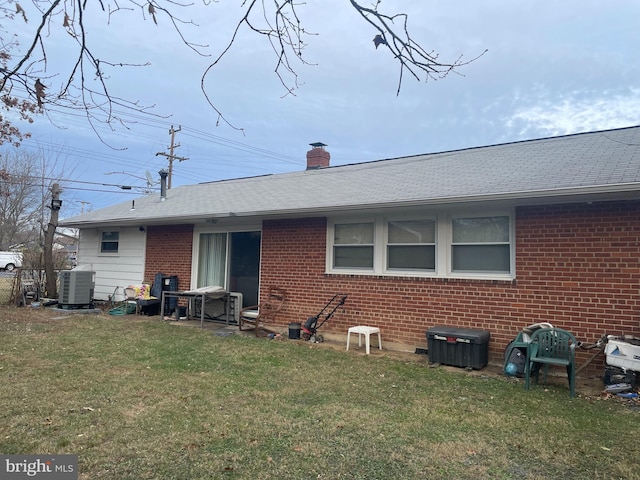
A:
[144,224,194,290]
[259,201,640,376]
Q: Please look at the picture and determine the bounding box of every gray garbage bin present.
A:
[288,322,301,339]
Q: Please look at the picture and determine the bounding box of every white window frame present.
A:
[327,209,515,280]
[331,220,376,271]
[447,213,513,277]
[192,224,262,290]
[385,217,437,273]
[98,229,120,255]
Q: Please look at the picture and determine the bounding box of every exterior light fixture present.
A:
[51,199,62,210]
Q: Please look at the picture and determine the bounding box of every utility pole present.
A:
[155,125,188,189]
[77,201,90,214]
[44,183,62,298]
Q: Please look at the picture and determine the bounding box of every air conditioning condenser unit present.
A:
[58,270,95,308]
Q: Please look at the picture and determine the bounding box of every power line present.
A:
[5,173,147,193]
[5,87,310,204]
[179,126,301,164]
[10,93,303,167]
[6,76,306,168]
[16,117,305,190]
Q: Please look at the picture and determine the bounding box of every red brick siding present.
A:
[144,224,194,290]
[141,203,640,376]
[259,202,640,376]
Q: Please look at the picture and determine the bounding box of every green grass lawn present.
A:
[1,308,639,479]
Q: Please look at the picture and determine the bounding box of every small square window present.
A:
[100,231,119,253]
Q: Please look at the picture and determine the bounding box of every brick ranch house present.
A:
[60,127,640,376]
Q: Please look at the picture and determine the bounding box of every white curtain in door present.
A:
[197,233,227,288]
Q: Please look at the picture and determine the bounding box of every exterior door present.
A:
[197,231,261,308]
[229,231,260,308]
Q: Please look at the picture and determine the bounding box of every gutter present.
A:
[59,183,640,229]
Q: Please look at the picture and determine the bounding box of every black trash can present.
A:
[427,326,490,369]
[288,322,301,340]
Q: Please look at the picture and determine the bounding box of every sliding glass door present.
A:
[197,231,261,308]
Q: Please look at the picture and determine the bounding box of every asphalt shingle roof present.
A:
[60,126,640,227]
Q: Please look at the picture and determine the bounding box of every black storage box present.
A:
[427,326,491,369]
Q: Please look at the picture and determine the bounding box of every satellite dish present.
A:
[145,171,158,186]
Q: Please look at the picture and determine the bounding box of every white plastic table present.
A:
[346,326,382,355]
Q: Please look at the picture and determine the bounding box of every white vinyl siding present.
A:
[76,227,146,301]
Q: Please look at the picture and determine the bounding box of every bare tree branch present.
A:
[349,0,487,94]
[1,0,486,144]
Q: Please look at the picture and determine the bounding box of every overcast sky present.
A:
[6,1,640,214]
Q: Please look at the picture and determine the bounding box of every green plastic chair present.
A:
[524,327,576,397]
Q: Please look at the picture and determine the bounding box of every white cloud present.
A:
[506,88,640,138]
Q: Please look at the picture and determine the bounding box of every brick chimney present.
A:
[306,142,330,170]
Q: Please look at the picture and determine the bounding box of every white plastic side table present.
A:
[346,326,382,355]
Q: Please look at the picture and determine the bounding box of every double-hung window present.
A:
[386,219,436,271]
[451,216,511,273]
[333,222,374,269]
[328,211,513,279]
[100,231,119,254]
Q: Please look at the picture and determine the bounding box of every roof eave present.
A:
[59,183,640,228]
